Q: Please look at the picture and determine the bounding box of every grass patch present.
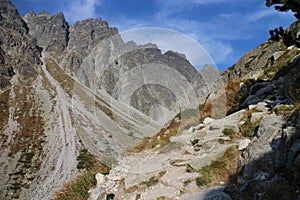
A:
[81,150,110,175]
[76,149,110,175]
[141,176,159,187]
[177,108,199,120]
[261,48,300,80]
[195,176,211,187]
[196,146,239,188]
[221,128,237,142]
[228,64,236,70]
[0,89,9,131]
[128,119,180,153]
[225,80,243,114]
[240,109,262,138]
[273,105,295,115]
[157,197,168,200]
[54,171,96,200]
[223,128,235,136]
[55,149,110,200]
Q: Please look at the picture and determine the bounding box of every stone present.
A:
[95,173,106,186]
[238,139,251,151]
[203,117,215,125]
[194,123,205,130]
[88,187,106,200]
[273,51,285,60]
[250,112,264,123]
[181,186,231,200]
[255,172,269,181]
[188,126,195,133]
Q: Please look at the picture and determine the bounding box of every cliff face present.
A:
[23,11,69,59]
[0,0,41,90]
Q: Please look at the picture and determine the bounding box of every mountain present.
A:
[0,0,300,199]
[0,0,211,199]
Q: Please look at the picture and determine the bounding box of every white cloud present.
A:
[63,0,101,23]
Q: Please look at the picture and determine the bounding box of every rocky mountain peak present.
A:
[0,0,28,34]
[23,10,69,58]
[68,18,118,51]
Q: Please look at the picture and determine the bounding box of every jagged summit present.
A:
[1,0,299,199]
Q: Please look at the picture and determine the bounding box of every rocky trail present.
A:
[89,103,269,200]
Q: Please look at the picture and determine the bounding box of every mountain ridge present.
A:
[0,0,300,199]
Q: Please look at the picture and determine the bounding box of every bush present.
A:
[195,177,211,187]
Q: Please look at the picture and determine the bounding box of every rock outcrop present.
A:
[23,11,69,59]
[0,0,41,90]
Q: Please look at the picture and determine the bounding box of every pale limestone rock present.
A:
[95,173,106,186]
[88,187,106,200]
[250,112,264,123]
[203,117,215,125]
[238,139,251,151]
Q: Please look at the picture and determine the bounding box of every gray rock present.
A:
[0,0,41,90]
[88,187,106,200]
[203,117,215,125]
[238,139,251,151]
[24,11,69,59]
[250,112,264,123]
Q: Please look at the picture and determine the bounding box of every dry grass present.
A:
[128,119,180,153]
[224,80,242,114]
[240,109,262,138]
[196,146,239,187]
[0,83,46,198]
[54,149,110,200]
[261,48,300,80]
[8,86,45,156]
[45,58,75,96]
[199,100,212,121]
[0,89,9,132]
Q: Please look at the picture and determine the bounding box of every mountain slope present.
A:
[0,1,210,199]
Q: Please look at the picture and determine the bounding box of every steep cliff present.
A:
[0,0,41,90]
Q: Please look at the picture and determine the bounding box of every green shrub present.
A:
[195,177,211,187]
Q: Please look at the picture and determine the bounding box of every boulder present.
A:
[88,187,106,200]
[238,139,251,151]
[95,173,106,186]
[203,117,215,125]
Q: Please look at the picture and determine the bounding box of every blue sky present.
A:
[11,0,296,71]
